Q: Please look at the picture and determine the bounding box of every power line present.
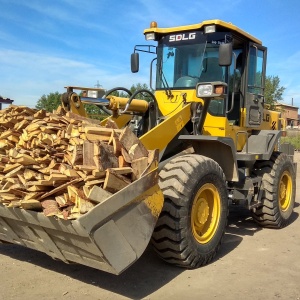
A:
[95,80,102,88]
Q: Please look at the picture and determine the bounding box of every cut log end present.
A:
[0,108,154,220]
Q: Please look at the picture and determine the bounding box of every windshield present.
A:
[156,31,229,90]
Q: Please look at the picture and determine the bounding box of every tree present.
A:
[129,83,153,102]
[112,83,152,101]
[264,75,285,109]
[130,83,153,102]
[35,83,151,116]
[84,104,109,120]
[130,82,150,93]
[36,92,61,112]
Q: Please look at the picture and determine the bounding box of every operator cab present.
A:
[156,30,227,90]
[135,20,267,128]
[154,23,266,128]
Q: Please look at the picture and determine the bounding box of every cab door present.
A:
[245,43,267,127]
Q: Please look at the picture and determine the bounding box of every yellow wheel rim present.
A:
[191,183,221,244]
[279,170,293,211]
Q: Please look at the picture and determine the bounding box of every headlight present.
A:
[87,90,98,98]
[196,82,227,98]
[204,25,216,34]
[197,84,213,97]
[87,90,105,98]
[145,32,156,40]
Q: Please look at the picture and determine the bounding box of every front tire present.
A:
[152,154,228,268]
[252,152,296,228]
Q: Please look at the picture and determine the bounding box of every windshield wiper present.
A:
[158,59,173,99]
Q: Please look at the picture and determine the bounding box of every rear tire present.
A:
[152,154,228,268]
[251,152,296,228]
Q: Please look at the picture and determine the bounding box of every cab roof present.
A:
[144,19,262,45]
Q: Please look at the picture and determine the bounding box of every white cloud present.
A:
[0,49,148,107]
[4,0,298,109]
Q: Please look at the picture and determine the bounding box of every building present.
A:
[0,96,14,109]
[275,102,299,128]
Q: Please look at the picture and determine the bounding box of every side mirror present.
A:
[131,53,139,73]
[219,43,232,66]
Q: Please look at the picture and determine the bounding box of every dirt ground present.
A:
[1,155,300,300]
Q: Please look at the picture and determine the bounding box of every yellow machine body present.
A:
[0,19,291,275]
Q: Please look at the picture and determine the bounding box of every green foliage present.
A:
[130,83,152,101]
[77,91,104,120]
[36,92,61,112]
[281,136,300,150]
[86,82,151,119]
[264,75,285,109]
[111,83,152,101]
[84,104,109,120]
[35,82,151,117]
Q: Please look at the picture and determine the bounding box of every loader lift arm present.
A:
[0,19,295,275]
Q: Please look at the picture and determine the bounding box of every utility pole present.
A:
[95,80,102,88]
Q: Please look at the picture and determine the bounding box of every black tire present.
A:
[151,154,228,268]
[251,152,296,228]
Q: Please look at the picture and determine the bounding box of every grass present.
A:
[281,130,300,150]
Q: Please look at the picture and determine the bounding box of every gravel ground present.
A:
[0,153,300,300]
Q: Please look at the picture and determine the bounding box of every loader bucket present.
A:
[0,168,163,275]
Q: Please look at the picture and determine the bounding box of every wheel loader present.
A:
[0,19,296,275]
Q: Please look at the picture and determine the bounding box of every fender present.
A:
[178,135,239,182]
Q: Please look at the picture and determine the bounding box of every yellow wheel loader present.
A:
[0,20,296,274]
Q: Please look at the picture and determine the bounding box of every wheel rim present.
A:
[191,183,221,244]
[279,170,293,211]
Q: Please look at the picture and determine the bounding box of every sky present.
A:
[0,0,300,108]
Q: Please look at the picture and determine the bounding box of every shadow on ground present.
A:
[0,242,182,299]
[0,206,298,299]
[218,206,299,259]
[227,205,299,233]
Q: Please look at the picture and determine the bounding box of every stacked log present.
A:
[0,105,151,220]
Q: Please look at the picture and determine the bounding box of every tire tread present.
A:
[152,154,228,268]
[251,152,296,228]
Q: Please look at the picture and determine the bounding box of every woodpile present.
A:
[0,105,151,219]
